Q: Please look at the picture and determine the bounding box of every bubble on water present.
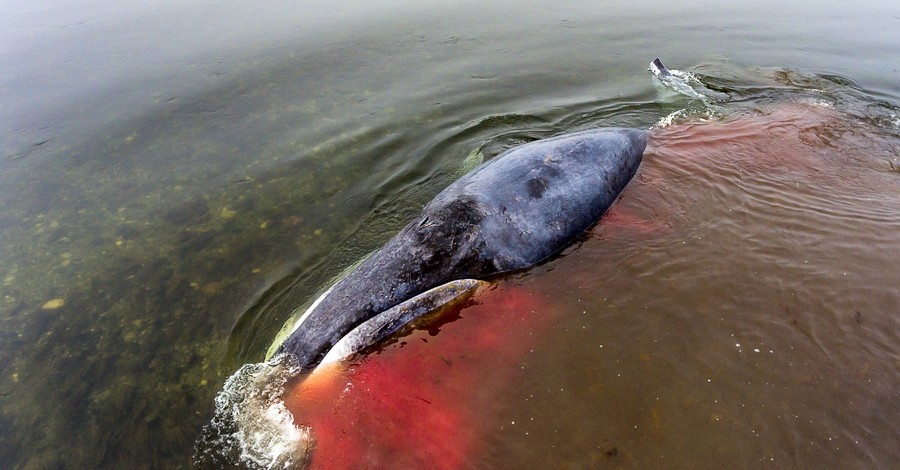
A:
[194,354,312,469]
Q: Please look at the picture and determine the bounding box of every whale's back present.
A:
[278,128,647,368]
[430,128,647,271]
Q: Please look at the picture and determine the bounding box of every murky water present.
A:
[1,0,898,468]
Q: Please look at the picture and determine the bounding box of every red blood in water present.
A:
[601,205,669,234]
[280,167,671,468]
[282,285,555,469]
[282,102,851,468]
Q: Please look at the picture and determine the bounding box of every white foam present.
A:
[649,61,721,128]
[654,68,708,101]
[799,97,834,109]
[199,354,312,469]
[655,109,687,128]
[653,106,718,129]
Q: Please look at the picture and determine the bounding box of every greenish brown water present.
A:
[1,0,898,468]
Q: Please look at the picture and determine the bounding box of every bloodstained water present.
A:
[282,284,557,469]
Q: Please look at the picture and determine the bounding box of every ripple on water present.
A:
[576,99,900,468]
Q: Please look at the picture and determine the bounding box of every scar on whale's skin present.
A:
[282,284,555,469]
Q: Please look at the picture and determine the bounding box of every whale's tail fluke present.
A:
[648,57,712,105]
[648,57,721,127]
[650,58,673,78]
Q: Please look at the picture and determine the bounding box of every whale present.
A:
[276,127,648,369]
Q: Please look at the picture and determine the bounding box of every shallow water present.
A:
[1,0,898,468]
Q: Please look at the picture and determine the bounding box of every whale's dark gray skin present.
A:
[278,128,647,369]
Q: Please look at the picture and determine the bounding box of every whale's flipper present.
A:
[650,58,673,78]
[318,279,486,366]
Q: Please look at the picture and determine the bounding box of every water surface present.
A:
[1,0,898,468]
